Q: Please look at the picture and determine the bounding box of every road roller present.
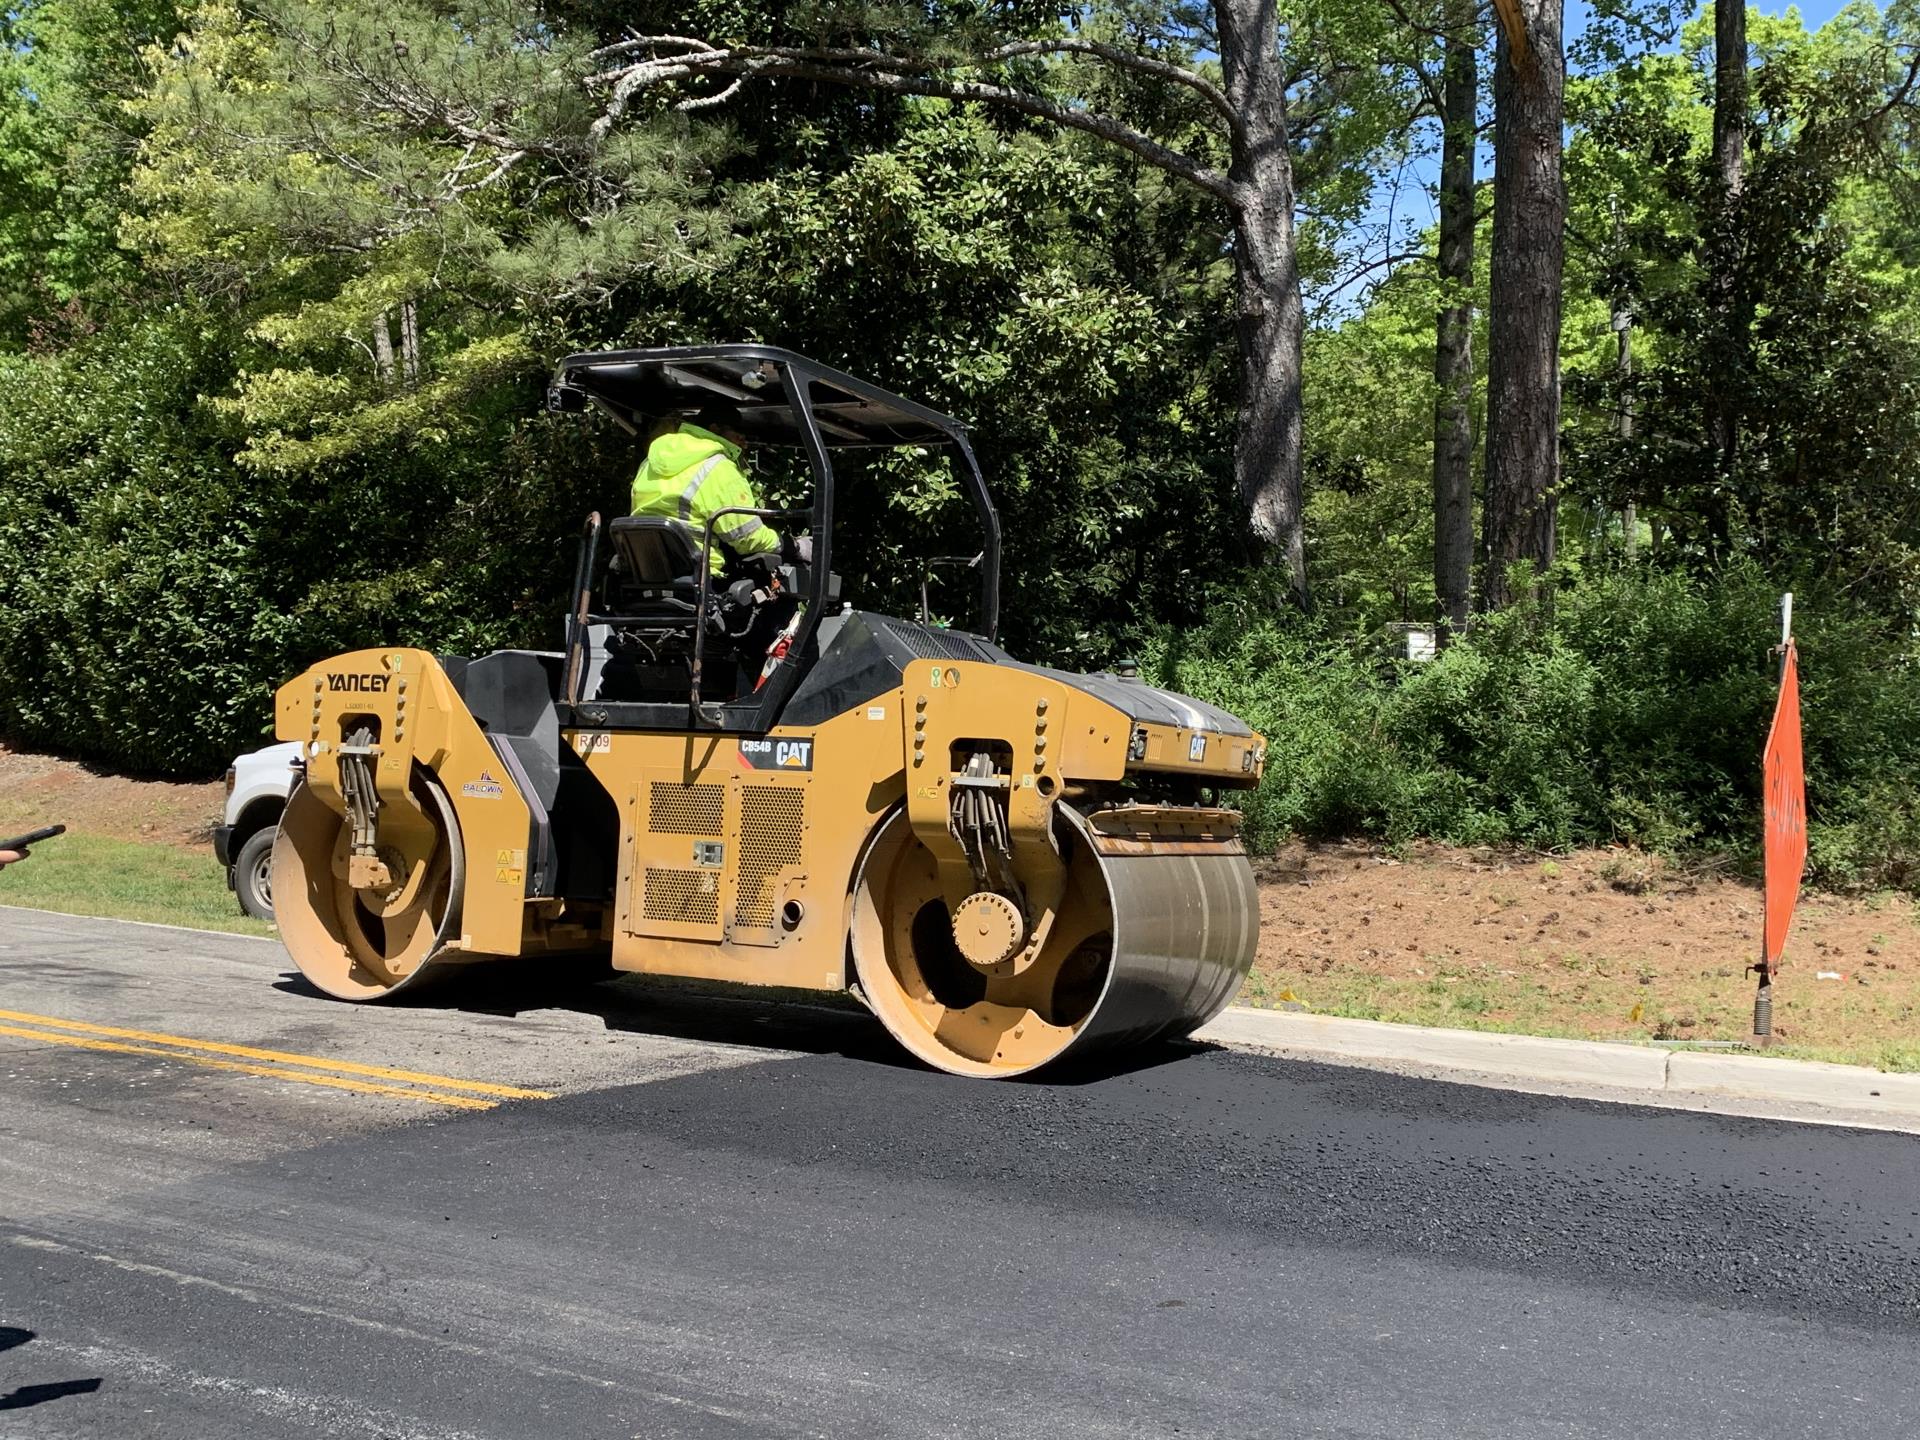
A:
[271,345,1264,1076]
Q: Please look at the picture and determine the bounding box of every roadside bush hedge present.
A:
[0,310,626,775]
[1150,567,1920,892]
[0,312,280,774]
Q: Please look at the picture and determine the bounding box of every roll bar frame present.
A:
[551,347,1004,735]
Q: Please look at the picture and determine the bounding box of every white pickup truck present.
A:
[211,741,302,920]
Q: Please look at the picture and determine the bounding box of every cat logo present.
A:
[739,738,814,772]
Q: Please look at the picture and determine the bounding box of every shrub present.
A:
[1149,566,1920,892]
[0,311,283,773]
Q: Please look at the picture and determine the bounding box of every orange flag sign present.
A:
[1761,641,1807,974]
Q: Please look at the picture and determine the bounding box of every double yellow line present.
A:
[0,1008,552,1110]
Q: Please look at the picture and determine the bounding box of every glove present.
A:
[783,533,814,566]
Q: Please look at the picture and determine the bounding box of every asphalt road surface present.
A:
[2,906,1917,1439]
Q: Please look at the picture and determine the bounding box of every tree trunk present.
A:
[1614,294,1636,561]
[1706,0,1747,546]
[1609,200,1637,563]
[372,311,397,389]
[1432,3,1477,636]
[1217,0,1309,607]
[1481,0,1564,610]
[1713,0,1747,202]
[399,299,421,387]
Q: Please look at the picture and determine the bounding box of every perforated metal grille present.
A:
[734,786,805,930]
[648,782,724,835]
[643,868,719,925]
[884,620,987,663]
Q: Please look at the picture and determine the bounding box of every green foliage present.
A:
[0,305,627,772]
[2,0,1920,915]
[0,0,186,345]
[1303,259,1489,625]
[710,103,1235,660]
[0,310,285,770]
[1562,1,1920,610]
[1152,566,1920,891]
[117,0,741,479]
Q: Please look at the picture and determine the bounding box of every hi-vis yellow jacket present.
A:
[630,424,782,573]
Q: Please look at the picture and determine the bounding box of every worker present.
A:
[631,408,806,573]
[629,407,816,696]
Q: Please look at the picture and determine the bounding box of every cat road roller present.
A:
[271,345,1264,1076]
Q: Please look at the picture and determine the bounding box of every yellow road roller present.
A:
[271,346,1264,1076]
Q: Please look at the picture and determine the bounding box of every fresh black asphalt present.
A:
[2,911,1917,1437]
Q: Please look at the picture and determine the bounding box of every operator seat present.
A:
[594,515,736,705]
[605,515,706,619]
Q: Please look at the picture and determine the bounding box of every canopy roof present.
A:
[548,344,968,449]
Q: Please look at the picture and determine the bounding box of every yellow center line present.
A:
[0,1023,497,1109]
[0,1008,552,1100]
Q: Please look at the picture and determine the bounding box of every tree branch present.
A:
[591,30,1239,133]
[1862,46,1920,130]
[677,75,744,112]
[1378,0,1451,45]
[983,38,1240,135]
[1329,244,1429,286]
[585,41,1241,207]
[271,18,580,174]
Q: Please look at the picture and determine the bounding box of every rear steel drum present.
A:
[850,806,1256,1077]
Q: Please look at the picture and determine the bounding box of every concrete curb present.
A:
[1666,1050,1920,1118]
[1194,1006,1920,1132]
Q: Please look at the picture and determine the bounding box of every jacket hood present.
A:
[646,424,742,475]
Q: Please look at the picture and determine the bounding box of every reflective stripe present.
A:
[677,455,724,521]
[718,516,765,542]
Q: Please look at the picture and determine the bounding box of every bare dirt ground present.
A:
[0,742,225,846]
[1252,842,1920,1068]
[5,743,1915,1066]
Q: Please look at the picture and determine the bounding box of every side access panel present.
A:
[625,771,733,943]
[615,763,811,948]
[582,719,899,992]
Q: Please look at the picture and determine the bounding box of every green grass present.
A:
[0,831,275,937]
[1238,966,1920,1074]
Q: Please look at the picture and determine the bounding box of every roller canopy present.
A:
[547,345,966,450]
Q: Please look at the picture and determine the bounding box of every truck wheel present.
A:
[234,827,279,921]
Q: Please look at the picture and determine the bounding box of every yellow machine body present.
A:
[272,641,1263,1075]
